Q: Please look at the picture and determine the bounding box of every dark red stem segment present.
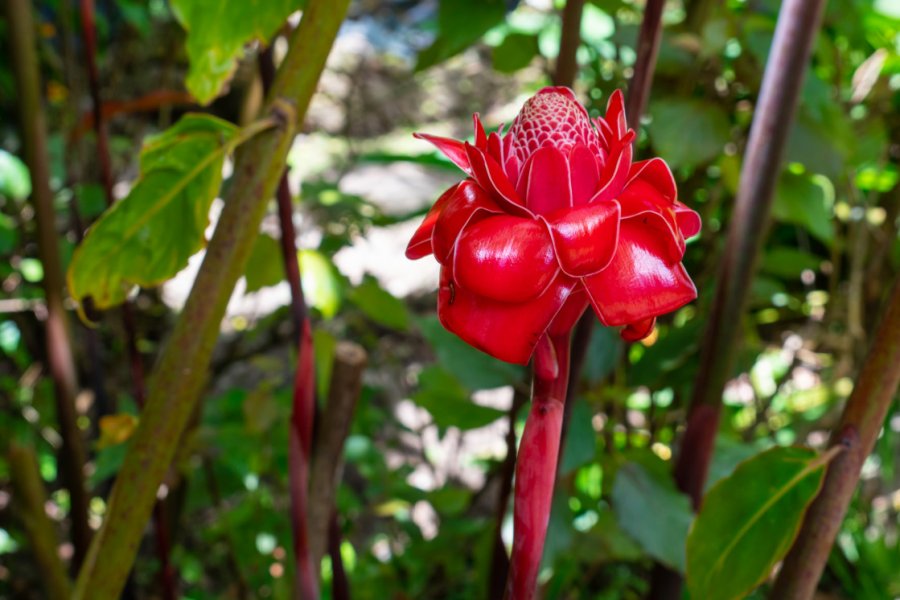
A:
[290,320,318,600]
[771,277,900,599]
[624,0,664,129]
[674,0,827,509]
[553,0,585,87]
[506,333,571,600]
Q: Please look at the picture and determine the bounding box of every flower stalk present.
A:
[507,333,572,600]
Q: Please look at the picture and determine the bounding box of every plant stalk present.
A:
[71,2,350,597]
[8,442,73,600]
[505,333,572,600]
[771,276,900,599]
[553,0,585,87]
[5,0,92,568]
[673,0,826,508]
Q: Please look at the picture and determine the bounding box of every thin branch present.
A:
[71,2,351,597]
[308,342,367,568]
[5,0,92,567]
[624,0,664,128]
[771,276,900,599]
[8,442,72,600]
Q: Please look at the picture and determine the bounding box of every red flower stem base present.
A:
[506,332,572,600]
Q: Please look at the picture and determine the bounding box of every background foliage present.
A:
[1,0,899,598]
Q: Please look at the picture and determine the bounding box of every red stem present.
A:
[290,320,318,600]
[506,333,571,600]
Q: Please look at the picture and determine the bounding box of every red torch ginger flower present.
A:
[406,87,700,364]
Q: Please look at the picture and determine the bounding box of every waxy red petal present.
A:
[431,179,502,263]
[406,182,462,260]
[617,178,684,261]
[675,201,702,238]
[627,158,677,201]
[583,220,697,326]
[605,89,627,139]
[473,113,488,150]
[519,146,572,216]
[590,132,634,204]
[413,132,472,174]
[437,269,577,365]
[545,201,620,277]
[464,143,530,216]
[621,317,656,342]
[547,290,589,336]
[453,215,558,303]
[568,145,601,206]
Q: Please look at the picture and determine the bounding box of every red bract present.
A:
[407,86,701,364]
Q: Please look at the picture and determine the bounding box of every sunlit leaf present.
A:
[170,0,304,104]
[0,149,30,201]
[773,172,833,247]
[687,446,838,600]
[347,277,409,331]
[300,249,343,319]
[244,233,284,292]
[491,32,539,73]
[67,114,239,313]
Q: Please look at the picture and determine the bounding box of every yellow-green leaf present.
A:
[686,445,839,600]
[67,114,239,313]
[171,0,304,104]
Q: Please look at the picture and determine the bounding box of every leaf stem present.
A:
[506,332,571,600]
[771,276,900,599]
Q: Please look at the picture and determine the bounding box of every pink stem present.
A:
[289,320,318,600]
[506,332,571,600]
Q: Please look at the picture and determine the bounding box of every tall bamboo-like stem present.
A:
[673,0,826,509]
[71,2,351,597]
[5,0,92,567]
[505,333,571,600]
[8,442,72,600]
[771,277,900,599]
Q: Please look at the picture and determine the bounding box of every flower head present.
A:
[407,87,701,364]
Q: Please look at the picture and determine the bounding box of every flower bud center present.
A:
[508,89,600,163]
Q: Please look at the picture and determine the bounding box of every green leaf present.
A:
[347,277,409,331]
[0,214,19,254]
[686,446,838,600]
[313,328,337,401]
[171,0,303,104]
[417,315,523,390]
[0,149,31,201]
[244,233,284,292]
[299,249,342,319]
[492,32,540,73]
[760,247,821,279]
[611,461,693,572]
[559,398,596,474]
[67,114,239,312]
[412,366,505,430]
[648,99,731,169]
[773,172,833,247]
[416,0,507,71]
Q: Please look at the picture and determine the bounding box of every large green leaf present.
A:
[412,366,505,431]
[491,32,540,73]
[417,315,523,391]
[171,0,303,104]
[773,171,834,247]
[611,461,693,572]
[648,99,731,169]
[687,446,838,600]
[416,0,507,71]
[68,114,239,312]
[347,277,410,331]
